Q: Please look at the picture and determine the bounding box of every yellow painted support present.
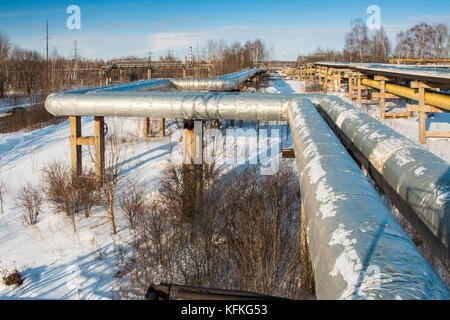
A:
[70,116,82,177]
[362,79,450,111]
[94,116,105,182]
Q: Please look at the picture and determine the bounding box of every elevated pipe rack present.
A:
[46,85,449,299]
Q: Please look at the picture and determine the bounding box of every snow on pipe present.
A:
[62,68,266,94]
[45,92,290,121]
[44,91,449,298]
[288,98,448,299]
[310,95,449,270]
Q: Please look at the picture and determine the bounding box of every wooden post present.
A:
[119,69,125,83]
[182,120,203,221]
[183,67,187,78]
[337,73,341,92]
[159,118,165,137]
[357,74,362,105]
[418,86,426,145]
[70,116,82,177]
[375,76,389,120]
[147,67,152,80]
[348,77,354,100]
[144,67,150,135]
[94,116,105,182]
[143,117,150,138]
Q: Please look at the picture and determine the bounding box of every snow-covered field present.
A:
[0,117,181,299]
[0,76,448,299]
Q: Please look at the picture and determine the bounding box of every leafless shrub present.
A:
[120,181,146,228]
[42,161,100,231]
[123,161,310,300]
[17,184,43,226]
[73,173,101,218]
[218,165,304,298]
[98,130,128,235]
[1,269,24,287]
[42,162,80,231]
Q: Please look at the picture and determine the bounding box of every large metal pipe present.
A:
[45,92,289,121]
[44,89,449,299]
[289,98,448,299]
[172,68,265,91]
[58,69,265,95]
[361,78,450,111]
[311,95,450,270]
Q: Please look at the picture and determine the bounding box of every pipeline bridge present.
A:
[296,62,450,144]
[45,67,449,300]
[100,60,214,85]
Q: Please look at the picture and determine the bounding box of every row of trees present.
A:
[303,20,449,64]
[0,31,105,107]
[0,30,267,106]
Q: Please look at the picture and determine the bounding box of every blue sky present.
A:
[0,0,449,60]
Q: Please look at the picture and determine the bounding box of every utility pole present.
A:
[46,21,49,91]
[73,40,78,81]
[46,21,49,64]
[148,49,152,62]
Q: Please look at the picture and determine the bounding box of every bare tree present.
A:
[124,162,309,300]
[345,19,370,62]
[395,23,435,60]
[17,184,43,226]
[369,27,391,63]
[119,181,145,228]
[10,47,44,107]
[0,31,10,103]
[98,130,128,235]
[411,23,435,59]
[431,23,449,59]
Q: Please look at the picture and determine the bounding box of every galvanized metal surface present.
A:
[64,68,265,94]
[289,98,448,299]
[45,92,290,121]
[310,95,450,270]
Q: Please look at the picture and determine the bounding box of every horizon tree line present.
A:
[303,20,449,64]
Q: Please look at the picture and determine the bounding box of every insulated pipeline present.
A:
[44,82,449,299]
[289,98,448,299]
[311,95,450,269]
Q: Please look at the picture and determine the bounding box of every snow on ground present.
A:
[0,116,182,299]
